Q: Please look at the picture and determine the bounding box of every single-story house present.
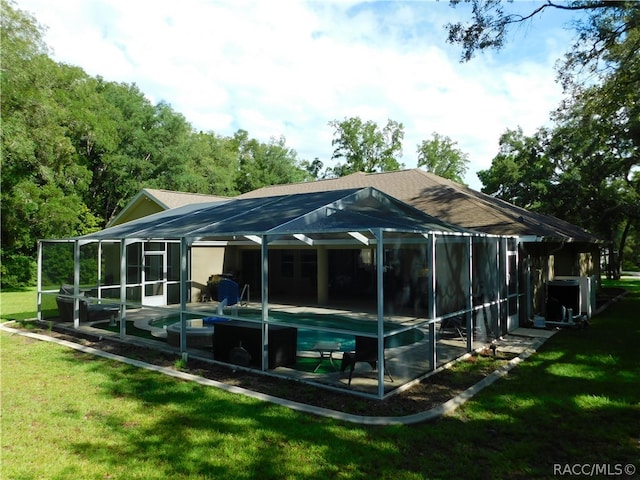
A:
[39,186,518,399]
[108,171,601,320]
[238,169,602,320]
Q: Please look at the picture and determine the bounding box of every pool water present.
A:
[149,312,424,352]
[297,328,423,351]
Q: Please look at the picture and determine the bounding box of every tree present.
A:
[300,158,325,180]
[178,131,239,196]
[448,0,640,274]
[328,117,404,177]
[478,81,639,276]
[548,76,639,277]
[478,127,554,211]
[1,1,101,285]
[446,1,639,69]
[417,132,470,184]
[231,130,310,193]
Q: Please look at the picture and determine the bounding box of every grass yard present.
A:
[1,279,639,479]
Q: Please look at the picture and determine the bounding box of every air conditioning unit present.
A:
[554,276,597,319]
[546,279,581,324]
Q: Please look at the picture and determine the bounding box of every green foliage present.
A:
[446,0,639,74]
[40,242,75,287]
[177,131,240,196]
[545,9,640,276]
[329,117,405,177]
[0,1,311,286]
[300,157,325,180]
[232,130,310,193]
[417,132,469,184]
[559,1,640,91]
[0,250,36,288]
[478,127,554,211]
[459,0,640,277]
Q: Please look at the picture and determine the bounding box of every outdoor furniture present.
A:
[55,285,116,323]
[213,320,297,368]
[104,306,120,326]
[341,335,393,385]
[439,315,466,341]
[311,341,341,372]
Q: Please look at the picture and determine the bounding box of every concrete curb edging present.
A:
[0,322,545,426]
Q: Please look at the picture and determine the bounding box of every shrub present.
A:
[0,250,37,288]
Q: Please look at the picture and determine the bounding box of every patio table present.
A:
[103,306,120,326]
[311,341,342,372]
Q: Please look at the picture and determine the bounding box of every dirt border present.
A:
[1,320,540,424]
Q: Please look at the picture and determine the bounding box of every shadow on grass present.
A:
[59,351,386,479]
[11,279,638,479]
[0,286,34,293]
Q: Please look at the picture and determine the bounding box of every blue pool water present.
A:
[150,312,424,352]
[296,328,423,352]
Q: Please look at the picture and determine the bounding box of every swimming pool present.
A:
[296,327,423,351]
[149,310,424,352]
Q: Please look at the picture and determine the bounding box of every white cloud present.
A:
[17,0,573,189]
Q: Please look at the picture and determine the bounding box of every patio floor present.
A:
[50,299,510,396]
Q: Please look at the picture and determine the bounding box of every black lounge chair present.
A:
[439,315,466,341]
[56,285,115,323]
[341,335,393,385]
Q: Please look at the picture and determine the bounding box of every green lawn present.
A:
[1,280,639,479]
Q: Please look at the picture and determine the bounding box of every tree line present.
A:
[1,1,471,287]
[2,0,638,287]
[0,1,299,286]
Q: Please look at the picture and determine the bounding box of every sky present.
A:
[16,0,581,190]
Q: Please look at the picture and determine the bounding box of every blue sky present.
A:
[17,0,582,190]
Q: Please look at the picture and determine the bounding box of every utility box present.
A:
[546,279,581,322]
[554,276,597,318]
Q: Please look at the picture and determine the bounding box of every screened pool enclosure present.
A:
[38,187,520,399]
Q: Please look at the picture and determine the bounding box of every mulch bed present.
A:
[17,321,515,418]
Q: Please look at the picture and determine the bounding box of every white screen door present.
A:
[142,250,166,306]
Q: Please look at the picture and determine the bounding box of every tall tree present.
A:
[328,117,404,177]
[300,157,325,180]
[231,130,309,193]
[446,1,639,71]
[417,132,470,184]
[448,0,640,274]
[178,131,239,196]
[478,127,554,211]
[1,4,99,251]
[1,1,105,285]
[86,80,160,222]
[548,76,639,277]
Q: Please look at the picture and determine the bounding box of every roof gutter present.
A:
[518,235,579,244]
[518,235,545,243]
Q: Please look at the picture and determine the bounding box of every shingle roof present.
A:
[108,188,231,227]
[143,188,230,209]
[239,169,598,241]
